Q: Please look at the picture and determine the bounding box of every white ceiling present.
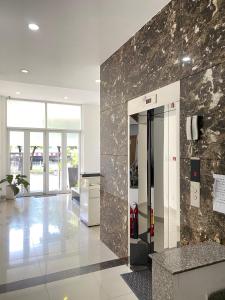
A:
[99,0,170,62]
[0,0,170,103]
[0,80,100,105]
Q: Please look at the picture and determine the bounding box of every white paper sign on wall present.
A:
[213,174,225,214]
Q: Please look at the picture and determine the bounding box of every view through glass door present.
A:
[48,132,62,192]
[9,130,80,195]
[30,132,45,194]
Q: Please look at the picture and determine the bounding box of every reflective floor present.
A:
[0,195,136,299]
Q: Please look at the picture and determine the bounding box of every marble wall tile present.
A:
[180,0,225,77]
[101,154,128,200]
[180,158,225,245]
[100,0,182,109]
[100,0,225,257]
[100,38,136,112]
[132,0,181,99]
[119,38,137,102]
[100,191,128,258]
[100,48,124,112]
[180,63,225,159]
[100,103,127,156]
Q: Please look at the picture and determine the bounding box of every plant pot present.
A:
[6,185,16,200]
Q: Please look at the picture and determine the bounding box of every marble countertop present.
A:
[150,242,225,275]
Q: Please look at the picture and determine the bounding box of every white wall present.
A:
[0,97,7,197]
[81,104,100,174]
[0,99,100,197]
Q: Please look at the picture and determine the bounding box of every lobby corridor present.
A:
[0,195,136,299]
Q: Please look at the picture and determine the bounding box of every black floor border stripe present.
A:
[0,257,128,294]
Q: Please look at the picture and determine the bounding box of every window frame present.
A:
[47,102,81,130]
[7,98,82,132]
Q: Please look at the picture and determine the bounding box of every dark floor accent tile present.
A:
[0,258,128,294]
[0,276,47,294]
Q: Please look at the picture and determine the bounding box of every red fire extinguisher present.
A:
[150,208,154,237]
[133,204,138,239]
[130,204,138,239]
[130,206,134,238]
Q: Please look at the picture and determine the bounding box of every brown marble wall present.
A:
[100,0,225,257]
[180,63,225,244]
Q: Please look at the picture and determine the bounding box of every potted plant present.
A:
[0,174,30,200]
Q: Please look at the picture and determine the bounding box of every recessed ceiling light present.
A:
[95,79,101,83]
[16,91,21,95]
[28,23,39,31]
[21,69,29,74]
[64,96,68,100]
[182,56,191,63]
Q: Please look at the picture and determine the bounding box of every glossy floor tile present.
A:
[46,265,135,300]
[0,195,117,282]
[0,195,136,299]
[0,265,137,300]
[0,285,49,300]
[93,265,134,299]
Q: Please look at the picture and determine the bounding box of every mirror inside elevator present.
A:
[129,104,180,267]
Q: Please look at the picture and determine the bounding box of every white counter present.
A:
[80,176,100,226]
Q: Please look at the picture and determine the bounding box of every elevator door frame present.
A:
[128,81,180,259]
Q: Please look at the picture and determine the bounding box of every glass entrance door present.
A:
[47,132,80,193]
[9,131,24,176]
[66,133,80,190]
[29,132,45,194]
[8,130,80,196]
[48,132,62,193]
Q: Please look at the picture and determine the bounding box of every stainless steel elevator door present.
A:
[129,104,180,266]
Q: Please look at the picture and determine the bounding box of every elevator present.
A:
[128,82,180,267]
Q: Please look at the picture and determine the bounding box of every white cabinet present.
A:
[80,175,100,226]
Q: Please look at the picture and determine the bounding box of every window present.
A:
[47,103,81,130]
[7,100,45,128]
[7,100,81,131]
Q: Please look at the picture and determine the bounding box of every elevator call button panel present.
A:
[190,158,200,208]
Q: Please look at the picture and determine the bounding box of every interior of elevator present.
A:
[129,103,180,267]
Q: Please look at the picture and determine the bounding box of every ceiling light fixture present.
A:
[182,56,191,63]
[16,91,21,95]
[95,79,101,83]
[28,23,39,31]
[21,69,29,74]
[64,96,68,100]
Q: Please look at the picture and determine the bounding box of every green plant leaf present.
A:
[6,175,13,184]
[1,174,30,194]
[0,179,7,184]
[12,185,19,196]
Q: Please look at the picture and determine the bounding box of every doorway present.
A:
[8,130,80,195]
[128,81,180,267]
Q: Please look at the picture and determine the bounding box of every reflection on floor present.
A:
[0,195,137,299]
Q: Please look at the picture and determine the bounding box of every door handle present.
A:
[42,163,46,172]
